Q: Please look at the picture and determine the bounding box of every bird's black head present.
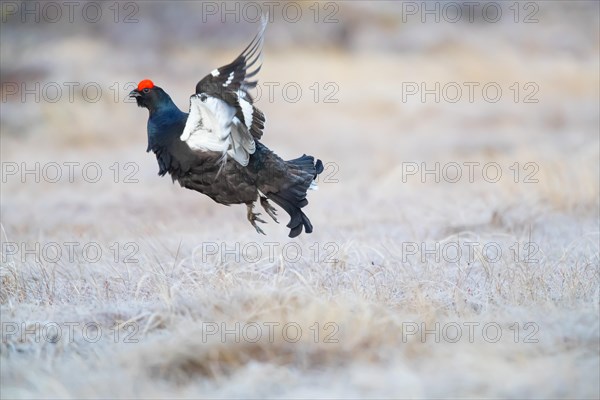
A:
[129,80,173,113]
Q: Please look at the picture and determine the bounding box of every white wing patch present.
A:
[223,71,235,87]
[238,94,254,130]
[181,94,256,166]
[229,117,256,166]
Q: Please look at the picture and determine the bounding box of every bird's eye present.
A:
[143,88,149,93]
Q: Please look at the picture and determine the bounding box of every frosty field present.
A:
[1,2,599,398]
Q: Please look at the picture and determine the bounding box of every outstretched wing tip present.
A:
[195,16,269,96]
[260,12,269,31]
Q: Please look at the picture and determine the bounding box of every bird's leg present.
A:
[246,202,266,235]
[260,196,279,223]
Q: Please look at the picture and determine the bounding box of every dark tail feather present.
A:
[267,193,312,238]
[267,155,323,238]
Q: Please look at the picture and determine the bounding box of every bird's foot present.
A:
[260,196,279,223]
[247,203,266,235]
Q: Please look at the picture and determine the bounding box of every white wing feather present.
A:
[180,95,256,166]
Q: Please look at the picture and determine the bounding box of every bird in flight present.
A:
[130,18,323,237]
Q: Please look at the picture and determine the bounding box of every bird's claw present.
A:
[253,213,266,224]
[247,204,267,235]
[260,197,279,223]
[253,223,266,235]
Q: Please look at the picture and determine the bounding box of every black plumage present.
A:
[130,20,323,237]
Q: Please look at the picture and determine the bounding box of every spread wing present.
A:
[181,16,269,167]
[194,15,267,141]
[196,16,267,95]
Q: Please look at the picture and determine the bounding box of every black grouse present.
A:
[129,19,323,237]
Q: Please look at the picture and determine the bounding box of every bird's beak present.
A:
[129,89,141,98]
